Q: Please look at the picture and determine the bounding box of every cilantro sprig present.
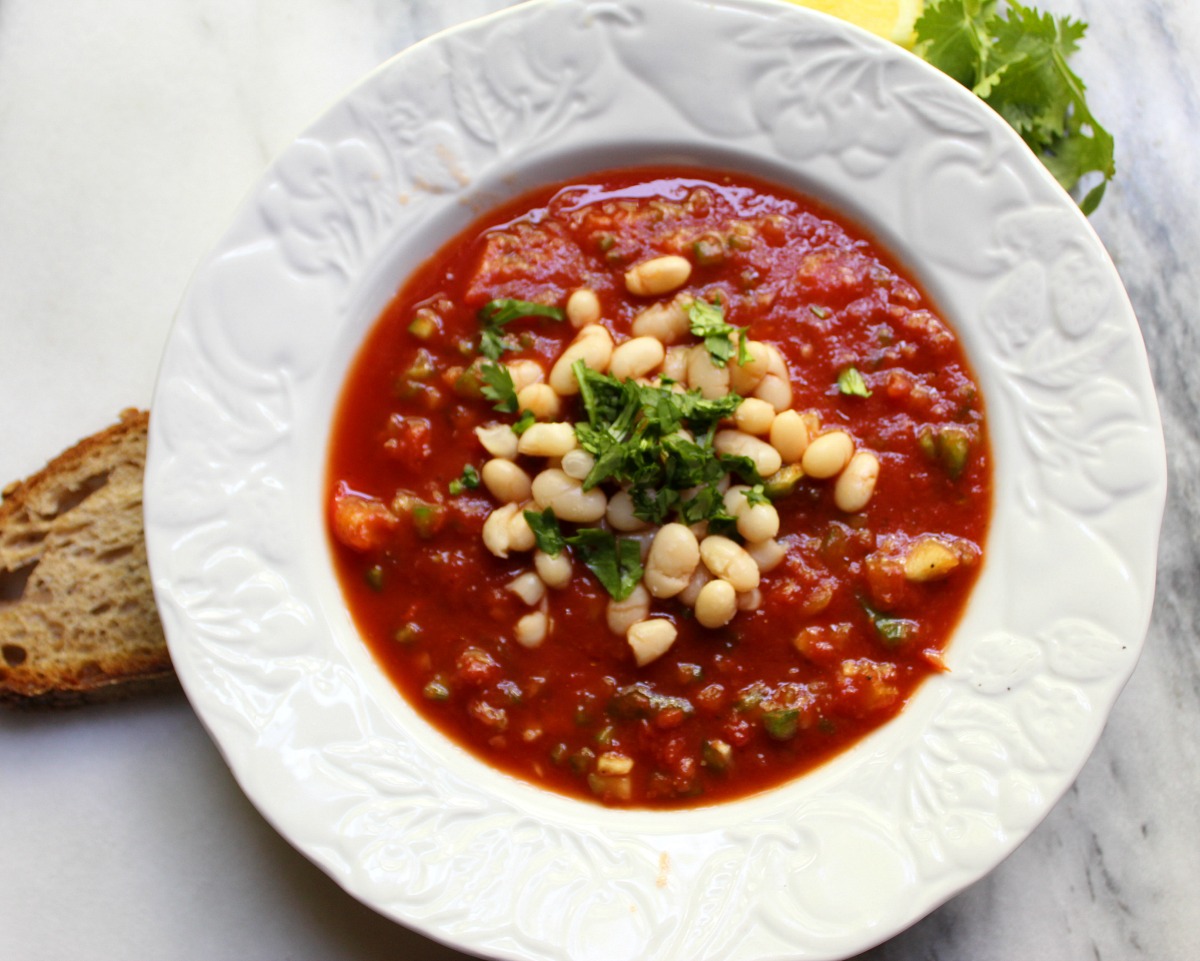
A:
[477,298,565,361]
[476,298,565,412]
[914,0,1114,213]
[570,360,757,527]
[688,299,750,368]
[523,508,643,601]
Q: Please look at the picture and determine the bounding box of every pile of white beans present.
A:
[475,255,882,668]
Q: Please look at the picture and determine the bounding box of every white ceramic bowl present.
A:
[143,1,1166,959]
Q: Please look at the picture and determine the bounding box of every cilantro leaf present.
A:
[564,528,644,601]
[477,298,564,360]
[523,508,567,556]
[914,0,1113,212]
[688,299,744,368]
[449,464,480,496]
[480,362,519,413]
[743,484,770,507]
[478,299,565,327]
[512,409,536,435]
[837,366,873,398]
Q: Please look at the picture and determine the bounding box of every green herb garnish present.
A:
[512,409,536,435]
[569,360,754,527]
[448,464,480,496]
[563,528,644,601]
[915,0,1114,213]
[476,298,565,361]
[837,366,873,398]
[687,299,750,368]
[480,362,519,413]
[523,508,567,557]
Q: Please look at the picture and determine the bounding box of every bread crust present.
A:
[0,409,176,707]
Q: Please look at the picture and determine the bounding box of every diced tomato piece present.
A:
[330,488,397,552]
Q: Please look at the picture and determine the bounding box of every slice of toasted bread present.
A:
[0,409,174,707]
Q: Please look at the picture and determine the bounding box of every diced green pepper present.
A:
[701,739,733,772]
[364,565,384,591]
[411,502,445,539]
[762,708,800,741]
[568,747,595,776]
[763,463,804,499]
[405,348,437,380]
[408,308,439,341]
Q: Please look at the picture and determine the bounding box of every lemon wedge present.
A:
[782,0,925,48]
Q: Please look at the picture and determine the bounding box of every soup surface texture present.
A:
[327,168,990,807]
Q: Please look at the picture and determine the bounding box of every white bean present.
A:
[561,448,596,482]
[625,255,692,297]
[686,344,731,399]
[633,295,693,345]
[737,502,780,544]
[518,422,578,458]
[753,372,793,411]
[535,549,572,589]
[506,504,537,552]
[606,583,650,635]
[833,451,880,512]
[737,588,763,612]
[627,618,678,667]
[728,340,771,394]
[475,423,519,460]
[676,566,712,607]
[769,409,809,463]
[506,359,544,392]
[746,537,787,573]
[482,503,535,557]
[515,610,549,648]
[661,344,690,381]
[506,571,545,606]
[606,490,649,531]
[801,430,855,479]
[643,523,701,598]
[699,535,760,592]
[733,397,776,436]
[713,429,783,477]
[610,336,666,381]
[516,383,561,421]
[531,468,608,523]
[482,458,532,503]
[549,325,614,395]
[695,579,737,629]
[566,288,601,328]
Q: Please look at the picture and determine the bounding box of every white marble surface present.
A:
[0,1,1196,959]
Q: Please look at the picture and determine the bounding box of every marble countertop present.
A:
[1,1,1196,959]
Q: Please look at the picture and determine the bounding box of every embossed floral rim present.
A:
[143,1,1166,959]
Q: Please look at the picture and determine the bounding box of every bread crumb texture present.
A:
[0,409,174,707]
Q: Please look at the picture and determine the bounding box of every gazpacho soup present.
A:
[327,168,991,808]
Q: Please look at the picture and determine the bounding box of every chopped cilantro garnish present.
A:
[448,464,480,496]
[568,360,754,527]
[523,508,567,556]
[915,0,1114,213]
[480,362,519,413]
[512,409,536,435]
[563,528,644,601]
[477,298,565,360]
[837,366,873,398]
[743,484,771,507]
[687,299,749,368]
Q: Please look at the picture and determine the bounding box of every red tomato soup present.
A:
[326,168,991,808]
